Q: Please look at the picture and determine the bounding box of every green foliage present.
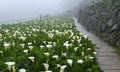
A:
[0,16,101,72]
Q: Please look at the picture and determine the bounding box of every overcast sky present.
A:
[0,0,81,23]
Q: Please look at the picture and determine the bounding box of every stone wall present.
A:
[77,1,120,47]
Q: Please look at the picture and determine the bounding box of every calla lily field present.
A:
[0,16,101,72]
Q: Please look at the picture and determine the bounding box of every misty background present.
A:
[0,0,81,23]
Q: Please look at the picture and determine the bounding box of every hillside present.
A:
[77,0,120,48]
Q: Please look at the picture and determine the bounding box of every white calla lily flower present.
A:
[44,52,50,57]
[28,56,35,62]
[46,45,52,48]
[81,51,84,56]
[45,70,52,72]
[28,42,32,45]
[3,43,10,49]
[67,59,73,67]
[87,48,91,50]
[40,45,44,49]
[93,52,97,55]
[23,50,29,53]
[62,53,67,57]
[83,35,88,39]
[56,64,61,68]
[52,55,59,60]
[19,36,26,41]
[60,65,67,72]
[43,63,49,71]
[28,46,34,51]
[0,51,3,54]
[19,44,25,48]
[77,59,84,64]
[5,62,15,71]
[19,68,26,72]
[74,47,78,52]
[89,57,94,59]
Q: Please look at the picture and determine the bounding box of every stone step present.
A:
[103,70,120,72]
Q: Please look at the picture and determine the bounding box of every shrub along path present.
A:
[73,18,120,72]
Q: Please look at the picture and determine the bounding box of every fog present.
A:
[0,0,81,23]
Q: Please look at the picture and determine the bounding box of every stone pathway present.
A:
[73,18,120,72]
